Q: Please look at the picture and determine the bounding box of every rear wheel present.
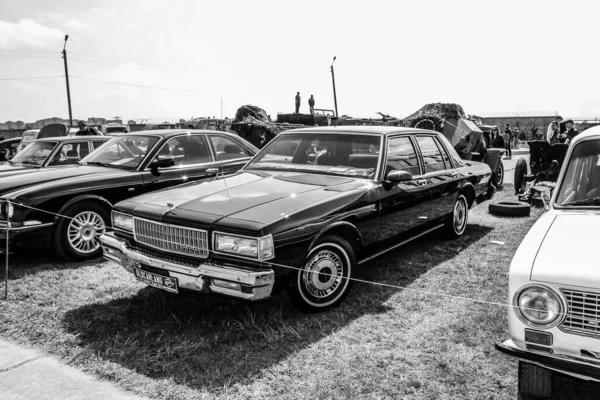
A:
[518,361,553,398]
[54,201,110,261]
[288,236,354,312]
[444,194,468,238]
[514,158,528,194]
[494,160,505,188]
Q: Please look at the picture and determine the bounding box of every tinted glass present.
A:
[47,142,90,166]
[155,135,213,166]
[416,136,447,173]
[556,138,600,206]
[385,137,420,176]
[247,133,381,178]
[10,141,57,166]
[84,135,159,169]
[209,135,250,161]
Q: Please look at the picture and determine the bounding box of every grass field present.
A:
[1,187,598,399]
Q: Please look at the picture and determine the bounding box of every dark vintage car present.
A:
[0,136,111,179]
[0,130,258,260]
[100,127,496,311]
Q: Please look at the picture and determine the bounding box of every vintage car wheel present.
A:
[54,201,110,260]
[289,236,354,312]
[518,361,552,398]
[444,195,468,238]
[489,201,531,217]
[494,160,505,188]
[514,159,528,195]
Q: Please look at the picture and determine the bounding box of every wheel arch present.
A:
[460,183,476,208]
[55,194,113,221]
[309,220,362,256]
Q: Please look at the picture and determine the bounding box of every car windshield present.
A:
[82,135,160,170]
[245,133,381,178]
[10,140,57,166]
[555,138,600,206]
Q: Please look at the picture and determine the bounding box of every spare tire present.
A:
[514,159,528,195]
[489,201,531,217]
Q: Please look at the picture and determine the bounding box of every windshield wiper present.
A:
[17,160,41,166]
[562,197,600,206]
[85,161,113,168]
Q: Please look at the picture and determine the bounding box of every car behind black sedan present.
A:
[0,130,258,260]
[101,126,495,311]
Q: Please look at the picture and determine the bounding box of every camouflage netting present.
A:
[399,103,466,132]
[231,105,304,147]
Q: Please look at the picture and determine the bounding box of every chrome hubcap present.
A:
[454,199,466,232]
[303,250,343,299]
[67,211,105,254]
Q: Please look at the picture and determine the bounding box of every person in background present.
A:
[504,123,512,158]
[0,133,4,141]
[546,121,559,144]
[547,116,563,140]
[564,119,579,144]
[512,127,520,149]
[530,125,540,140]
[295,92,301,114]
[308,95,315,115]
[76,121,101,136]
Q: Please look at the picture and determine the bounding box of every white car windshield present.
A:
[82,135,160,170]
[246,133,381,178]
[555,138,600,206]
[10,140,57,166]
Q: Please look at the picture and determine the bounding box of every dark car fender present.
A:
[309,220,363,254]
[55,194,113,221]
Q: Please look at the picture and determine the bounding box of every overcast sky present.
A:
[1,0,599,123]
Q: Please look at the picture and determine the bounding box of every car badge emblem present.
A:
[167,202,174,208]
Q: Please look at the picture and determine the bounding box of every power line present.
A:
[70,75,207,92]
[0,75,63,81]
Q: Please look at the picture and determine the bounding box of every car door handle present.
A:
[416,179,428,186]
[207,168,219,174]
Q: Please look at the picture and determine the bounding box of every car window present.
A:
[385,137,420,176]
[209,135,249,161]
[155,135,213,166]
[247,133,381,179]
[434,137,452,168]
[10,141,57,166]
[416,136,448,173]
[84,135,159,170]
[556,138,600,206]
[92,141,107,150]
[47,142,91,166]
[437,134,464,167]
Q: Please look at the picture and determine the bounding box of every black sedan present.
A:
[0,130,258,260]
[101,126,495,311]
[0,136,111,179]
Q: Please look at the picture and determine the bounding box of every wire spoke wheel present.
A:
[67,210,105,254]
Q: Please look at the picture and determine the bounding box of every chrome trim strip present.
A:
[0,222,55,232]
[358,224,444,265]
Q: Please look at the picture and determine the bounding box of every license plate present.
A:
[134,268,179,293]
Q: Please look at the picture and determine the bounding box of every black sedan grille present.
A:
[560,289,600,339]
[133,217,209,259]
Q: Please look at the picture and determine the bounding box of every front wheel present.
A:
[288,236,354,312]
[444,194,468,238]
[54,201,110,261]
[494,160,505,188]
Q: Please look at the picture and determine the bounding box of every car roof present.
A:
[281,126,436,136]
[126,129,245,139]
[571,125,600,144]
[0,138,21,143]
[35,135,112,143]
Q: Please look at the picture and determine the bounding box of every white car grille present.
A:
[133,217,209,259]
[560,289,600,338]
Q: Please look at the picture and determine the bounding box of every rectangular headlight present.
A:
[214,233,274,261]
[113,212,133,232]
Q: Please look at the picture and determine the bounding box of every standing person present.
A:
[564,119,579,144]
[512,127,520,149]
[308,95,315,115]
[504,123,512,158]
[547,116,564,139]
[0,133,5,141]
[295,92,301,114]
[546,121,559,144]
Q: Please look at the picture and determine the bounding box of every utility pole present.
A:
[62,35,73,126]
[330,56,339,117]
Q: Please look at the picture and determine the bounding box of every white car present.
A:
[496,126,600,398]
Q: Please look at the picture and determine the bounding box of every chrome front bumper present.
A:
[99,233,274,301]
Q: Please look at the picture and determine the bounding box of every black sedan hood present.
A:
[0,163,44,179]
[120,171,368,230]
[0,165,135,201]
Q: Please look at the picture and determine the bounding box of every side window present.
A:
[434,138,452,168]
[209,135,249,161]
[92,141,106,150]
[48,142,90,165]
[416,136,448,173]
[385,137,420,176]
[155,135,213,166]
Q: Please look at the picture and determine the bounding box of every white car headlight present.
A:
[214,232,274,261]
[514,285,564,328]
[112,212,133,232]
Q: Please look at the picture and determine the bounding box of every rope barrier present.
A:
[0,199,574,321]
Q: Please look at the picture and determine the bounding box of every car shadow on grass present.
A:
[62,223,493,394]
[4,249,104,281]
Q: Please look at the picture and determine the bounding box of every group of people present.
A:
[546,116,579,145]
[295,92,316,115]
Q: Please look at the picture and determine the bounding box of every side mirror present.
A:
[149,157,174,175]
[386,170,413,183]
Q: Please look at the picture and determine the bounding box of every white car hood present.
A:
[532,213,600,288]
